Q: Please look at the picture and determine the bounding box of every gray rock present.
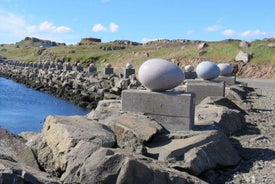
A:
[195,104,245,135]
[0,159,60,184]
[146,130,240,175]
[61,147,206,184]
[86,100,122,123]
[197,42,208,50]
[200,96,247,115]
[235,50,250,63]
[107,113,163,153]
[60,141,101,183]
[267,43,275,48]
[239,40,250,48]
[0,128,39,170]
[37,115,116,176]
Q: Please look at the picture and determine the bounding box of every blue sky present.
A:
[0,0,274,44]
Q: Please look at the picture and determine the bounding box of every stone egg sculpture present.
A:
[184,65,195,72]
[217,63,233,76]
[105,63,112,68]
[196,61,220,80]
[126,63,134,69]
[138,58,185,91]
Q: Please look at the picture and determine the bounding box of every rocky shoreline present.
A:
[0,61,141,110]
[0,61,274,183]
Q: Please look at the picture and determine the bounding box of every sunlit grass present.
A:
[1,39,274,68]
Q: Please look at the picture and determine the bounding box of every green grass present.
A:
[1,38,274,68]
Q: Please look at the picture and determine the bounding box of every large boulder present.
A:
[0,128,39,169]
[37,115,116,176]
[195,104,245,135]
[200,96,247,115]
[0,159,60,184]
[235,50,250,63]
[107,113,164,153]
[146,130,241,175]
[86,100,122,123]
[61,147,206,184]
[87,100,164,153]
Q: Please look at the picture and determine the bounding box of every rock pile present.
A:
[0,61,140,109]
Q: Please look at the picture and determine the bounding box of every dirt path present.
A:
[211,79,275,183]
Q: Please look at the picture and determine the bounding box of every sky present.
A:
[0,0,274,44]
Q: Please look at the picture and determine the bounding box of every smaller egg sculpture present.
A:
[126,63,133,69]
[138,58,185,91]
[196,61,220,80]
[217,63,233,76]
[105,63,112,68]
[184,65,195,72]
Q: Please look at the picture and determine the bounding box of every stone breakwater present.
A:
[1,59,272,183]
[0,61,141,110]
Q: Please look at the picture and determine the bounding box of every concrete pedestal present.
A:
[76,66,83,72]
[124,68,135,78]
[122,90,195,131]
[185,72,197,79]
[104,68,114,75]
[42,64,49,69]
[89,66,97,74]
[64,65,72,71]
[56,64,63,70]
[186,79,225,104]
[213,75,236,86]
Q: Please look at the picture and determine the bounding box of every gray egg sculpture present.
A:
[138,58,185,91]
[196,61,220,80]
[126,62,133,69]
[185,65,195,72]
[217,63,233,76]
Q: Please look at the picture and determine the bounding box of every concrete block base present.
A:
[214,75,236,86]
[124,68,135,78]
[64,66,72,71]
[104,68,114,75]
[122,90,195,131]
[185,72,197,79]
[186,79,225,104]
[89,67,97,74]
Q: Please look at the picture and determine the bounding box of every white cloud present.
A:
[239,29,267,37]
[0,10,72,43]
[38,21,71,33]
[222,29,269,38]
[222,29,236,36]
[92,22,119,33]
[92,24,107,32]
[186,30,194,35]
[205,24,221,32]
[109,22,119,32]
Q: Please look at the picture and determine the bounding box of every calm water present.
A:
[0,77,89,134]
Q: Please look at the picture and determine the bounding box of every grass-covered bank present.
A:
[1,37,274,76]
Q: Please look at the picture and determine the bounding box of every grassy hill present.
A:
[1,37,274,72]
